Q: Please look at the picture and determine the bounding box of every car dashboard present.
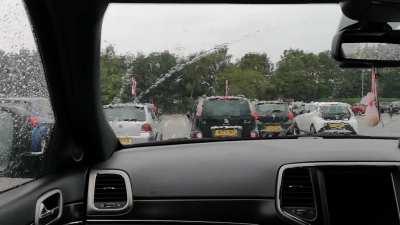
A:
[83,139,400,225]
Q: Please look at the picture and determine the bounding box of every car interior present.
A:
[3,0,400,225]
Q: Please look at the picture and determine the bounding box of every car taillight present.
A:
[192,131,203,139]
[288,111,294,120]
[251,112,259,121]
[28,116,39,128]
[141,123,152,132]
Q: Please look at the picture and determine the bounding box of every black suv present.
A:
[189,96,257,139]
[254,101,295,137]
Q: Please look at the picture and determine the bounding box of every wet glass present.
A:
[101,3,400,145]
[0,0,54,192]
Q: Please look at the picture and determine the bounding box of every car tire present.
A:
[292,123,300,135]
[310,124,317,135]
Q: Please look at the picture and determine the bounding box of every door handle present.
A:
[35,189,63,225]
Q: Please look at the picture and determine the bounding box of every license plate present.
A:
[214,129,238,137]
[328,123,345,129]
[264,125,282,133]
[118,137,134,145]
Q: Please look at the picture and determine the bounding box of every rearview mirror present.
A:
[332,29,400,67]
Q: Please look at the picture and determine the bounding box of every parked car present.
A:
[351,103,366,115]
[254,101,295,137]
[379,102,390,113]
[189,96,257,138]
[0,105,45,178]
[0,97,54,154]
[291,101,305,116]
[103,103,162,145]
[390,101,400,113]
[294,102,358,135]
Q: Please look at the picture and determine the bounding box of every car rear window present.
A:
[104,106,146,121]
[320,105,350,116]
[0,111,13,172]
[203,99,251,117]
[255,103,288,114]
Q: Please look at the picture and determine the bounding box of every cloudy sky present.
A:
[102,4,342,62]
[0,1,342,63]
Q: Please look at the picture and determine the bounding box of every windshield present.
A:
[256,103,288,114]
[203,99,251,118]
[100,4,400,145]
[104,106,146,121]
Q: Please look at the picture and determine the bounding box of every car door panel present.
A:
[0,169,87,225]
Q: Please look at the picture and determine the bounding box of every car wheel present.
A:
[292,123,300,135]
[310,124,317,135]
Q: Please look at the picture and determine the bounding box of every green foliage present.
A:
[97,44,400,113]
[100,46,126,105]
[216,67,273,99]
[238,53,273,75]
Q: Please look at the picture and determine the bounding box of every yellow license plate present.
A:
[118,137,134,145]
[264,125,282,133]
[329,123,345,129]
[214,129,238,137]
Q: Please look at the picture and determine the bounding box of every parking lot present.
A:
[159,113,400,139]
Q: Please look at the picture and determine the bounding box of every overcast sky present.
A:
[102,4,342,62]
[0,1,342,63]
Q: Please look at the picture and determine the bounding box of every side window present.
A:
[0,1,54,191]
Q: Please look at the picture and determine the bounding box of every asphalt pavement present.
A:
[159,114,191,140]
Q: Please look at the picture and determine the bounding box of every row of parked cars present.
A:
[102,96,359,145]
[188,96,358,139]
[351,101,400,115]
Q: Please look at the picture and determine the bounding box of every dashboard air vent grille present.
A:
[94,173,127,209]
[280,167,316,221]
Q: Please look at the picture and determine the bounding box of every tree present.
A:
[100,45,127,105]
[216,67,273,99]
[238,53,273,75]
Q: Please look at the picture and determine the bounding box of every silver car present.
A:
[103,103,162,145]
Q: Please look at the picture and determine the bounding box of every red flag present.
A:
[131,78,137,97]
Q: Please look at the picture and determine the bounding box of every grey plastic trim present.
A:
[86,219,257,225]
[87,169,133,216]
[35,189,63,225]
[276,162,400,225]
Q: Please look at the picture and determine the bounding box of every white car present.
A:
[103,103,162,145]
[294,102,358,135]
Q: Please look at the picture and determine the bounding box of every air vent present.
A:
[94,173,127,209]
[278,167,316,222]
[87,170,133,215]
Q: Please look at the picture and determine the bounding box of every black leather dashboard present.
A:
[92,138,400,198]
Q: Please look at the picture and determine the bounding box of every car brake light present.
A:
[251,112,259,121]
[141,123,152,132]
[192,131,203,139]
[288,111,294,120]
[28,116,39,128]
[196,132,203,139]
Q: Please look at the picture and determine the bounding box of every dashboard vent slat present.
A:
[279,167,316,221]
[94,174,127,203]
[87,170,133,215]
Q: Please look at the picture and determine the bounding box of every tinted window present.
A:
[104,106,146,121]
[256,103,288,114]
[203,99,251,117]
[320,105,350,116]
